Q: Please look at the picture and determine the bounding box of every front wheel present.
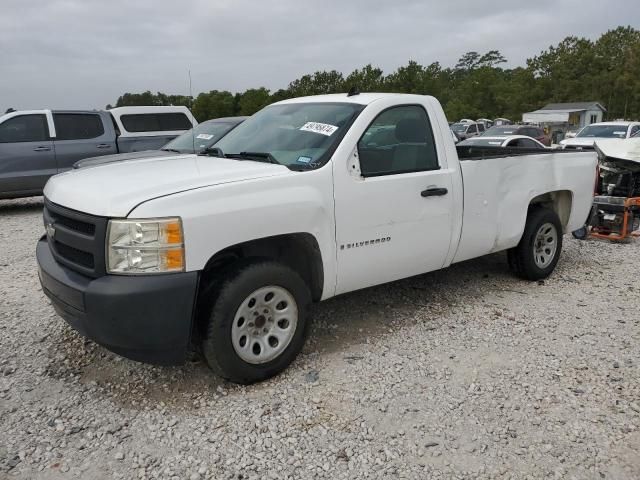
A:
[201,261,311,384]
[508,207,563,280]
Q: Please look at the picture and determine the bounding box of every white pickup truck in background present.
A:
[37,93,597,384]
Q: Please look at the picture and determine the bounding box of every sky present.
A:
[1,0,639,111]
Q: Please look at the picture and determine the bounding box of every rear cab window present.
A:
[357,105,439,177]
[53,113,104,140]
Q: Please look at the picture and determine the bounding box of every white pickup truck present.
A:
[37,93,597,384]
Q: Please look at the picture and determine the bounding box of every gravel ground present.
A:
[1,196,639,480]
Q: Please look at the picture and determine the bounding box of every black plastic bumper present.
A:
[37,237,199,365]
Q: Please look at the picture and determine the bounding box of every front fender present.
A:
[128,166,337,298]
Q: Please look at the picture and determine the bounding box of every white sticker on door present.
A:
[299,122,339,136]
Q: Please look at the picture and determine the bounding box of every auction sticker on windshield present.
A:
[300,122,339,136]
[196,134,214,140]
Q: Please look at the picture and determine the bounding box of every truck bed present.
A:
[452,148,597,263]
[456,145,581,161]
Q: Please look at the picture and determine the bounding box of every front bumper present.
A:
[37,237,199,365]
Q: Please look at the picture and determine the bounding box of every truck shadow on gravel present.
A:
[0,196,44,215]
[306,251,512,355]
[45,250,527,409]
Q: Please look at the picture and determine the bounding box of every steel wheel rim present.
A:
[533,222,558,269]
[231,286,298,364]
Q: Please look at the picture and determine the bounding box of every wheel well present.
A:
[529,190,573,231]
[199,233,324,302]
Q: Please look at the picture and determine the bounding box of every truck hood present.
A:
[596,138,640,172]
[44,154,291,217]
[73,150,179,169]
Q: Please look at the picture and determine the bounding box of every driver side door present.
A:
[333,104,455,295]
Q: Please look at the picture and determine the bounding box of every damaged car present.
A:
[573,138,640,240]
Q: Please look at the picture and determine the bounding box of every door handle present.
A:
[96,143,112,149]
[33,146,51,152]
[421,187,448,197]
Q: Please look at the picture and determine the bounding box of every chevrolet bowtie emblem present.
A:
[46,223,56,239]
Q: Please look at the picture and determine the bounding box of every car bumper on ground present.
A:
[36,237,199,365]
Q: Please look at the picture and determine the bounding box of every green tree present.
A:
[384,60,425,93]
[344,64,384,92]
[594,27,640,118]
[455,52,481,71]
[527,37,600,104]
[269,89,292,103]
[109,27,640,124]
[477,50,507,68]
[287,70,345,96]
[115,91,158,107]
[238,88,271,115]
[191,90,236,121]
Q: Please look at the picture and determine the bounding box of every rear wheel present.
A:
[201,260,311,384]
[508,207,563,280]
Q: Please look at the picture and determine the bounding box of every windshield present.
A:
[577,125,628,138]
[483,126,517,136]
[213,102,364,169]
[162,121,240,153]
[451,123,468,133]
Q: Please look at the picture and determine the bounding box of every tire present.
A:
[507,207,563,280]
[201,260,311,384]
[572,226,588,240]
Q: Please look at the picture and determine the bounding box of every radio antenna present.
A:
[189,69,195,154]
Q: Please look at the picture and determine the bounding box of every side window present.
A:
[357,105,438,177]
[158,113,193,130]
[468,124,477,134]
[0,114,48,143]
[120,113,192,133]
[516,138,541,149]
[477,123,485,132]
[630,125,640,137]
[53,114,104,140]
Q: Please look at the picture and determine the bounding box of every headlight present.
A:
[106,218,185,274]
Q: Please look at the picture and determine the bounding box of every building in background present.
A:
[522,102,607,143]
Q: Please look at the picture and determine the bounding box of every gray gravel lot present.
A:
[1,196,639,480]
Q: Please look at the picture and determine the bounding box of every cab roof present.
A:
[273,92,431,106]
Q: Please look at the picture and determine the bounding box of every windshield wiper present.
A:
[225,152,281,165]
[200,146,225,157]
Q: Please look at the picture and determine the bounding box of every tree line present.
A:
[109,27,640,123]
